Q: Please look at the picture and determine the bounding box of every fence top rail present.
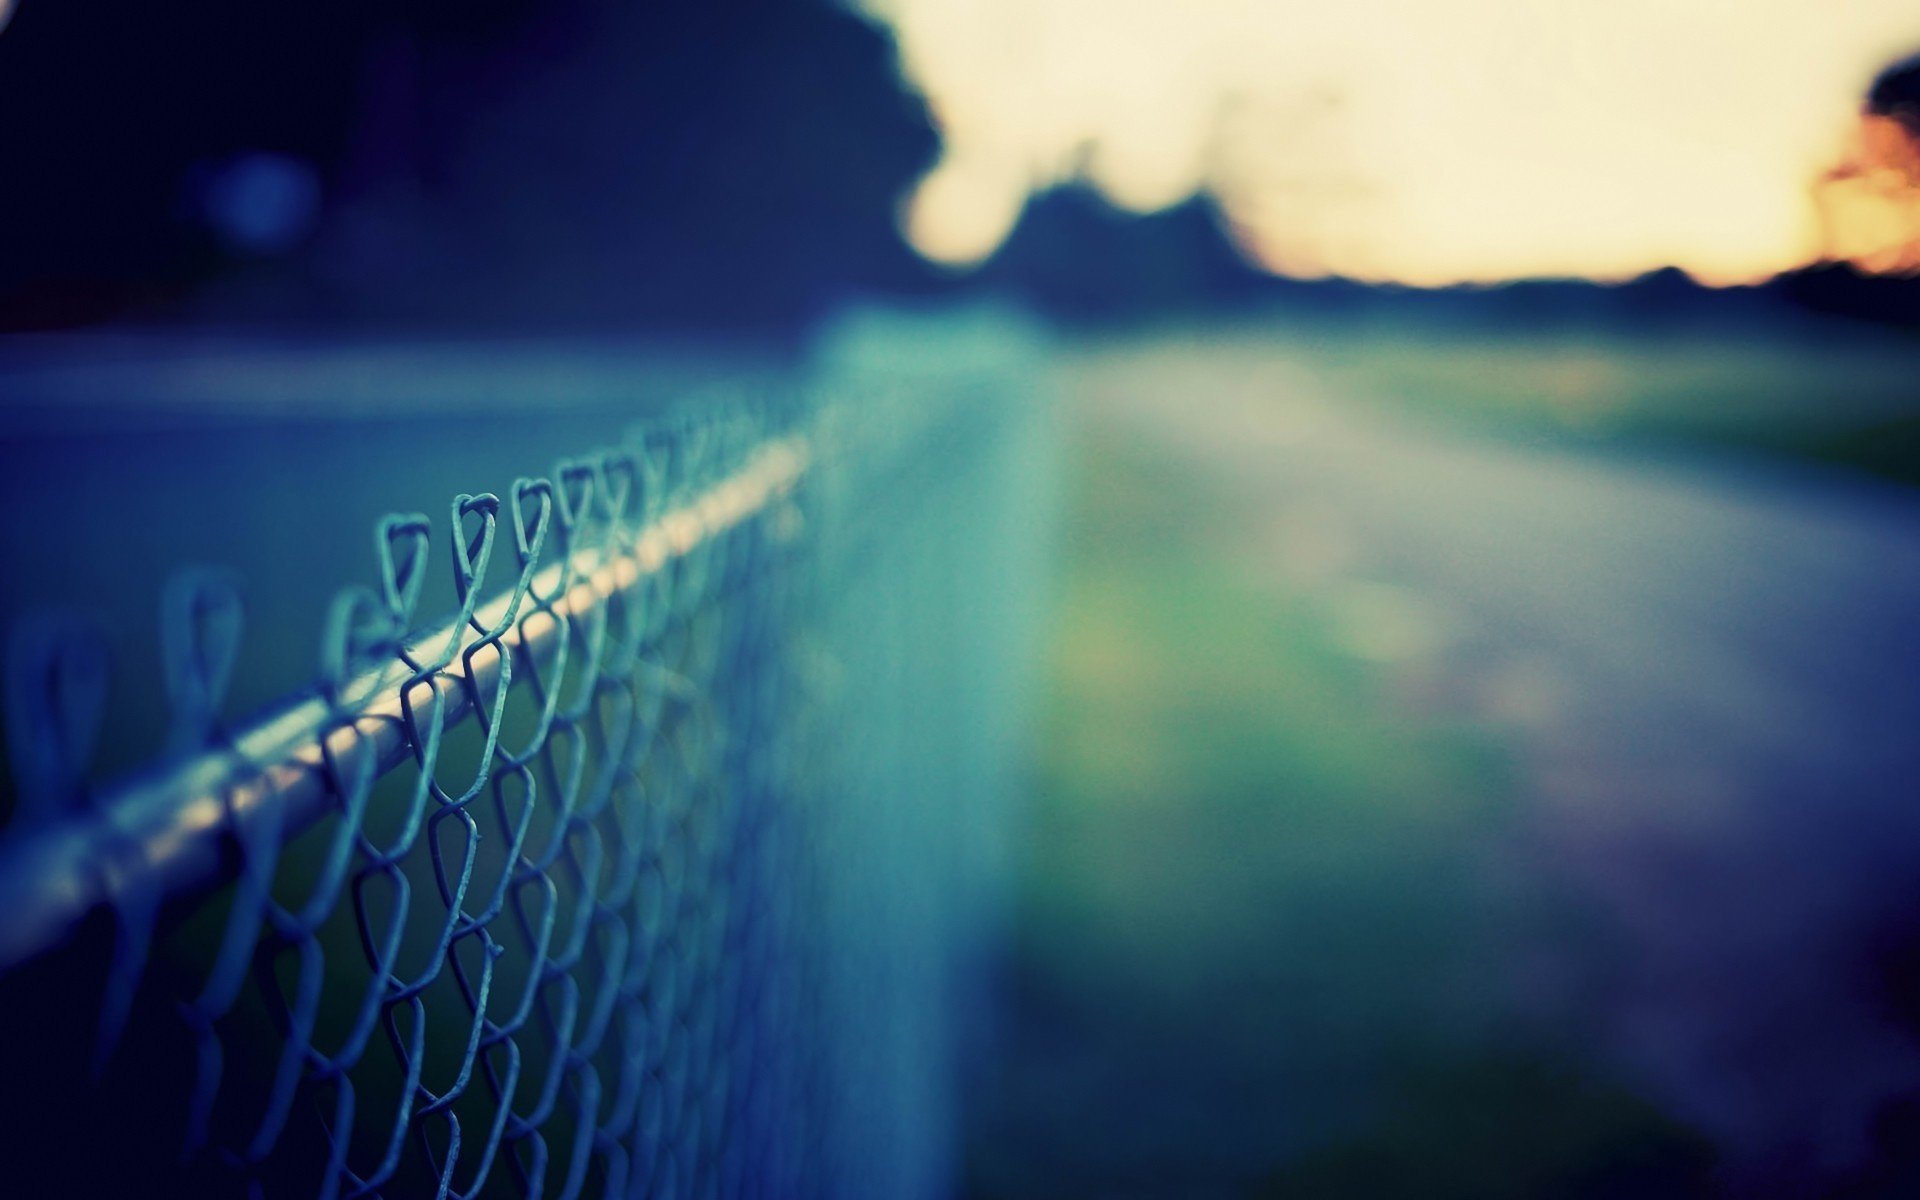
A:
[0,434,811,972]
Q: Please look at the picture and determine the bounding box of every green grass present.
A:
[971,419,1712,1195]
[1076,318,1920,485]
[1031,429,1511,1002]
[975,318,1920,1193]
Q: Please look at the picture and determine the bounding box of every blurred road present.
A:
[1073,346,1920,1182]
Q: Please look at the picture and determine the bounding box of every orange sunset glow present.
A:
[1817,113,1920,274]
[865,0,1920,285]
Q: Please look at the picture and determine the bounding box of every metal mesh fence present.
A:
[0,354,1051,1199]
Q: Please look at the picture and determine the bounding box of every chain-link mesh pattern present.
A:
[0,374,1051,1200]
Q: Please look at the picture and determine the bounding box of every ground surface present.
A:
[976,326,1920,1198]
[5,320,1920,1197]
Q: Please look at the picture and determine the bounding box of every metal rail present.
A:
[0,437,811,970]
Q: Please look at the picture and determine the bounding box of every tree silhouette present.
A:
[1812,52,1920,277]
[0,0,939,330]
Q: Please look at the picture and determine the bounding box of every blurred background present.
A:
[4,0,1920,1196]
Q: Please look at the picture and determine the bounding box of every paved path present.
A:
[1073,345,1920,1183]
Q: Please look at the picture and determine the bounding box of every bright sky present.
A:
[863,0,1919,285]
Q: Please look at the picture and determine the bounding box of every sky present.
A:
[863,0,1920,285]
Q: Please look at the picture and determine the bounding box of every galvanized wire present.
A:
[0,376,1050,1200]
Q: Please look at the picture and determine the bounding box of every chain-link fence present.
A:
[0,336,1052,1199]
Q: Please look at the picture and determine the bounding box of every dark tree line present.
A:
[0,0,939,331]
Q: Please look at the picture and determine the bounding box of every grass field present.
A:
[1077,316,1920,483]
[1292,320,1920,487]
[971,422,1714,1198]
[969,318,1920,1197]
